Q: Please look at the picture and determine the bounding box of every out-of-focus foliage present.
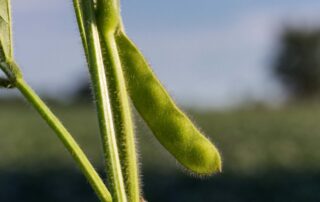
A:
[274,27,320,99]
[1,101,320,201]
[73,79,92,103]
[1,101,320,173]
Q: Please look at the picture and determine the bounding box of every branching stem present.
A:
[15,78,112,202]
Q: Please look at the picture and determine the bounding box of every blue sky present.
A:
[5,0,320,107]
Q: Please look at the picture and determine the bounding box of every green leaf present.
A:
[0,0,13,61]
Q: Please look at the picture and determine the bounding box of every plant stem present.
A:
[7,0,13,59]
[100,32,140,202]
[15,78,112,202]
[72,0,88,58]
[95,0,140,198]
[80,1,127,201]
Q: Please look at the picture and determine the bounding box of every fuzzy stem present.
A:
[72,0,89,58]
[100,32,140,202]
[8,0,13,58]
[80,1,127,201]
[95,0,141,199]
[15,78,112,202]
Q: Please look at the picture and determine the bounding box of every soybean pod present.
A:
[115,31,222,175]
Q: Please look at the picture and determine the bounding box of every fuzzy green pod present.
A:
[115,32,222,175]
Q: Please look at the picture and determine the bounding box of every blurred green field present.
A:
[1,100,320,201]
[0,100,319,173]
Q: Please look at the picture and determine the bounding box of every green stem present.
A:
[8,0,13,58]
[15,78,112,202]
[72,0,88,58]
[95,0,140,199]
[100,32,140,202]
[81,1,127,201]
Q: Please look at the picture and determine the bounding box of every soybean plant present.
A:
[0,0,222,201]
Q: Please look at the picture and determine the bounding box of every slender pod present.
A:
[115,32,222,175]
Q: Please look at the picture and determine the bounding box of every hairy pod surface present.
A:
[115,32,222,175]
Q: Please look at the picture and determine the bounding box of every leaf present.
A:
[0,0,13,60]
